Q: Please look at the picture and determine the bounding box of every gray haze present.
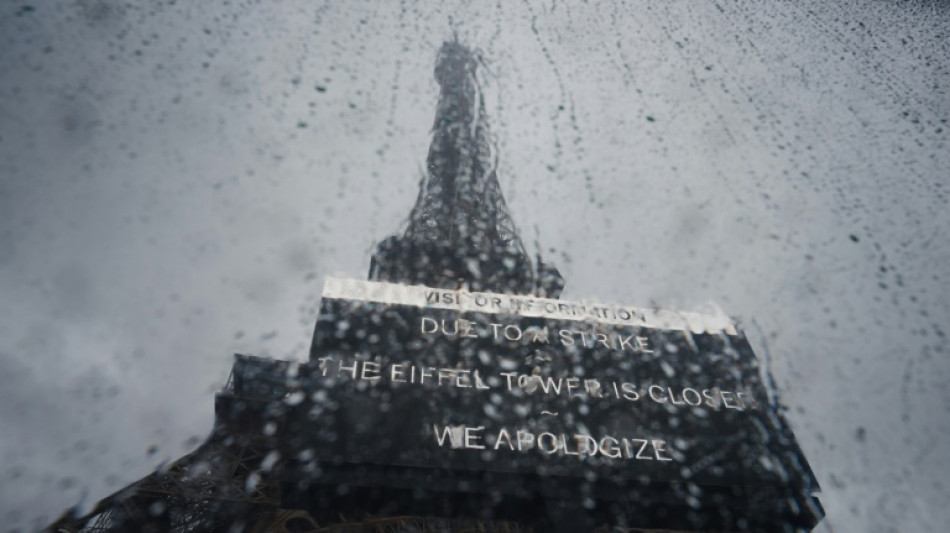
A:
[1,1,948,531]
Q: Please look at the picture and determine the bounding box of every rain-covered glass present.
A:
[1,2,947,532]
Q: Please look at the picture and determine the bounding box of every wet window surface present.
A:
[1,2,948,532]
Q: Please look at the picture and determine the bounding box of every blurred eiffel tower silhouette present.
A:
[368,40,563,298]
[46,37,822,533]
[46,40,563,533]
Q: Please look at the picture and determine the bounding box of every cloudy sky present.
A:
[1,1,948,531]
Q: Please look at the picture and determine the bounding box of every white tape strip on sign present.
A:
[321,277,737,335]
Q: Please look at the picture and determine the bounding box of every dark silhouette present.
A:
[46,42,821,533]
[370,41,563,298]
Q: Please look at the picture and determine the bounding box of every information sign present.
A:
[297,278,817,492]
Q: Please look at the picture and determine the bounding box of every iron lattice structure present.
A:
[369,41,563,298]
[46,42,560,533]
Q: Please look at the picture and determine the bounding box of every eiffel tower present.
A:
[46,41,821,533]
[368,40,563,298]
[45,41,563,533]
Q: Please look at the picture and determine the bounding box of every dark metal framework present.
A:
[369,41,564,298]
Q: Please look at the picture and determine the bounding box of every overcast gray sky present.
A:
[1,1,948,531]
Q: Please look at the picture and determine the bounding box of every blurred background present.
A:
[1,1,947,531]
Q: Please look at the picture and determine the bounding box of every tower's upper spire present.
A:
[369,41,563,297]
